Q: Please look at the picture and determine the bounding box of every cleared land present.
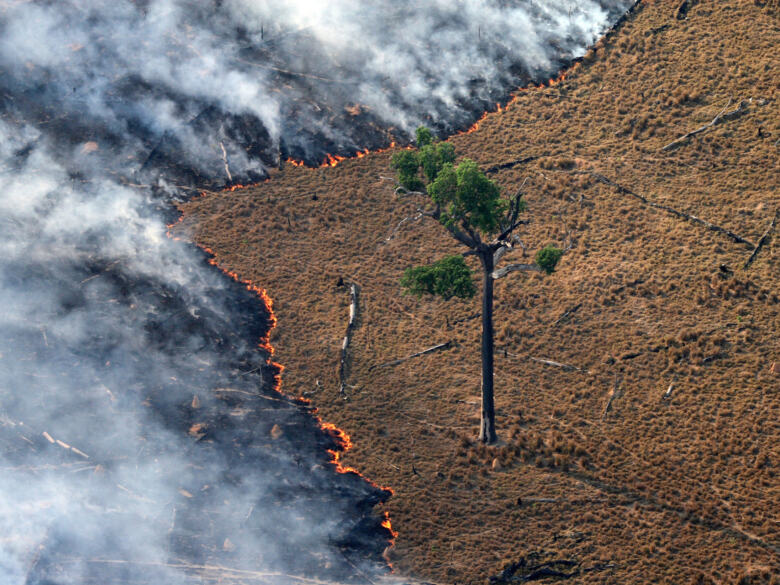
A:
[177,1,779,583]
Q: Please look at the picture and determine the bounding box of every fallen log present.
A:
[602,374,623,419]
[744,209,778,268]
[501,349,587,373]
[484,155,538,175]
[450,312,480,327]
[570,171,754,247]
[369,341,453,371]
[663,379,675,400]
[529,357,582,372]
[338,283,359,399]
[662,98,754,152]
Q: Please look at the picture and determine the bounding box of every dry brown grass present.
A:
[177,1,780,583]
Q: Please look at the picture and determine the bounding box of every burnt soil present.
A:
[178,1,780,583]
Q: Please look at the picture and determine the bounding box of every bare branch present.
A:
[496,181,529,241]
[379,174,425,196]
[385,208,437,241]
[461,219,482,246]
[492,263,541,279]
[493,243,512,264]
[495,218,531,245]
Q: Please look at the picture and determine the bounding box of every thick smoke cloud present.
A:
[0,0,634,181]
[0,1,633,584]
[0,121,391,584]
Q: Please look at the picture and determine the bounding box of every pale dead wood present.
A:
[744,209,778,269]
[338,283,359,399]
[501,348,586,373]
[24,533,48,584]
[529,357,583,372]
[663,378,676,400]
[219,141,232,183]
[492,262,541,279]
[384,208,436,241]
[602,374,623,419]
[662,98,753,152]
[568,170,754,247]
[369,341,453,371]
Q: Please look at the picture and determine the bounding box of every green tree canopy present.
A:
[401,254,476,300]
[391,126,457,190]
[428,159,509,234]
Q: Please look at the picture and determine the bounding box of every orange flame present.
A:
[381,511,398,538]
[323,153,346,167]
[285,142,396,170]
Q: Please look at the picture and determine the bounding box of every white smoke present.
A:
[0,0,634,177]
[0,122,389,584]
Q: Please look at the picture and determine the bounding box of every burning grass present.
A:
[179,0,779,583]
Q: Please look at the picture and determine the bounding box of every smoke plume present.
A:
[0,1,634,584]
[0,0,634,181]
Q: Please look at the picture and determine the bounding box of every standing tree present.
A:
[391,127,564,444]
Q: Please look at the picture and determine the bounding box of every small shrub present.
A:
[535,245,564,274]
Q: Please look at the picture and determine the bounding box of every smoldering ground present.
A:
[0,1,634,583]
[0,0,635,182]
[0,123,391,584]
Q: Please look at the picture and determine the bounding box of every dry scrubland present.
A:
[178,1,779,583]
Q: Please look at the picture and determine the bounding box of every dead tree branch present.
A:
[501,348,586,373]
[662,98,752,152]
[338,283,359,399]
[492,263,541,280]
[569,171,754,247]
[369,341,453,371]
[529,357,583,372]
[219,141,232,183]
[385,208,436,241]
[744,209,778,269]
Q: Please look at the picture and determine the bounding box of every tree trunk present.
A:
[478,251,497,444]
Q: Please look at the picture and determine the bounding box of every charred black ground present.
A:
[1,246,393,584]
